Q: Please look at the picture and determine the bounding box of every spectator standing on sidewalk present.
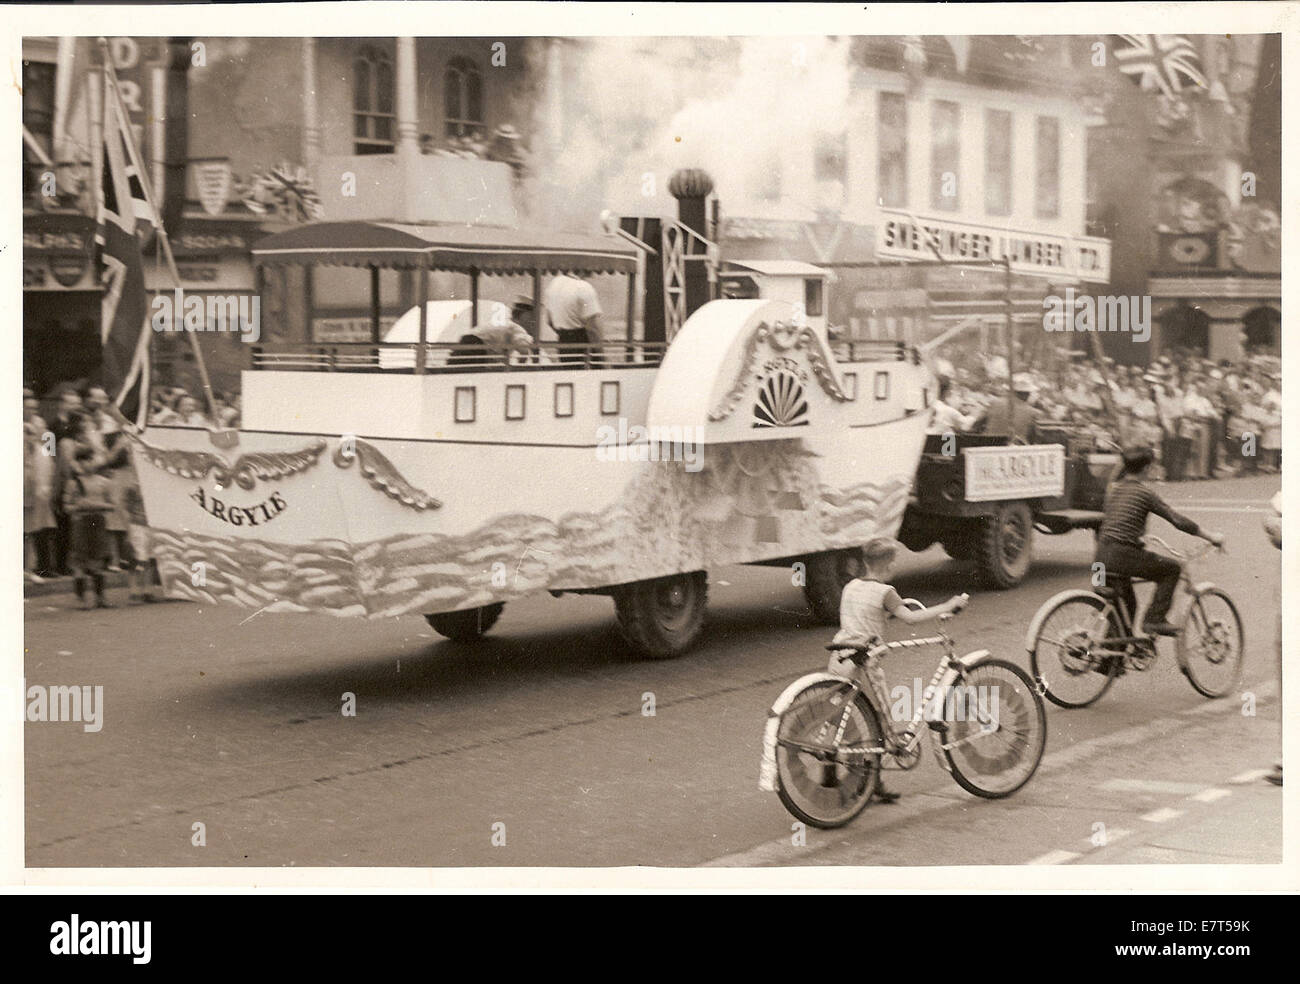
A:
[23,389,55,580]
[48,387,83,575]
[57,414,115,609]
[84,386,132,570]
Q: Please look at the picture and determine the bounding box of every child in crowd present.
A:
[65,443,115,609]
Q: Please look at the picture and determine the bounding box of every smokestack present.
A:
[669,168,715,320]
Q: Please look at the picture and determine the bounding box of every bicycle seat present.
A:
[825,642,876,665]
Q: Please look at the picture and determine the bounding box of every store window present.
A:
[354,46,395,155]
[930,100,960,211]
[444,57,484,138]
[1035,116,1060,218]
[877,92,908,208]
[22,59,55,204]
[984,109,1012,217]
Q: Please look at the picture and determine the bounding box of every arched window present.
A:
[444,57,484,138]
[354,45,394,154]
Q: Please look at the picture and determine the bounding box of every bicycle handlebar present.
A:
[1142,535,1221,561]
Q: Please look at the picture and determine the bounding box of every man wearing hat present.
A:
[972,372,1041,443]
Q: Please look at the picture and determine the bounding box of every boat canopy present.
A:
[251,221,639,275]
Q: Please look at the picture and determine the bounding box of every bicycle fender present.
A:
[759,672,852,793]
[1191,581,1215,596]
[1024,589,1104,653]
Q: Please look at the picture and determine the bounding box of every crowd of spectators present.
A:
[932,343,1281,480]
[23,380,242,597]
[147,387,240,428]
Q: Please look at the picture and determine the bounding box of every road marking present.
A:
[1027,849,1080,865]
[1141,807,1184,823]
[1099,778,1204,795]
[1191,787,1231,803]
[1228,768,1271,784]
[1169,498,1274,506]
[1177,505,1272,514]
[1090,827,1132,848]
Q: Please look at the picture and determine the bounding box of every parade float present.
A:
[129,171,938,657]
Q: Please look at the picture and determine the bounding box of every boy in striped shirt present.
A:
[1096,447,1224,636]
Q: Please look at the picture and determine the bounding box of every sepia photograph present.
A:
[9,3,1292,899]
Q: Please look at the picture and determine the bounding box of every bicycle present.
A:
[760,597,1047,829]
[1027,535,1242,708]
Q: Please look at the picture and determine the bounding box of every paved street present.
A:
[24,475,1283,868]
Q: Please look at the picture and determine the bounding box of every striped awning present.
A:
[251,221,638,275]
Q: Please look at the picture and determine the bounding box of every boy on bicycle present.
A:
[1096,446,1224,637]
[828,536,967,803]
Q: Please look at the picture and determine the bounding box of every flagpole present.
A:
[98,38,220,426]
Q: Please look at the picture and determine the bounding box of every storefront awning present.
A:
[251,221,639,275]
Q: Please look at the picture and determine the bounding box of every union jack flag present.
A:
[95,57,157,423]
[1114,34,1208,98]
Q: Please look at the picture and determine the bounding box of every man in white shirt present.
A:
[543,273,604,364]
[928,378,975,435]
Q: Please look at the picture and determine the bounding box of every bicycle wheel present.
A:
[774,680,884,829]
[1029,595,1121,708]
[1176,588,1243,698]
[941,658,1046,799]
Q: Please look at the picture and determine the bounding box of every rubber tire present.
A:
[975,501,1034,589]
[613,571,708,659]
[775,683,883,829]
[942,658,1047,799]
[424,603,505,642]
[1028,593,1121,709]
[1176,587,1244,699]
[801,548,867,624]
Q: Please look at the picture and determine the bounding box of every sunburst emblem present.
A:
[753,369,810,428]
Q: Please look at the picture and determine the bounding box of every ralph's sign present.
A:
[964,444,1065,502]
[876,210,1111,284]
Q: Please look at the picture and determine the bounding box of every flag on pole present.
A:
[1114,35,1208,98]
[95,55,157,423]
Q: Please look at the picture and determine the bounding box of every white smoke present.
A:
[525,35,855,231]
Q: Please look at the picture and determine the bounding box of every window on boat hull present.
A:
[554,383,574,418]
[454,386,476,423]
[505,385,526,421]
[600,381,620,416]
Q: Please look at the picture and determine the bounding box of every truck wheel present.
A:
[802,548,866,624]
[976,502,1034,589]
[425,603,505,642]
[613,571,708,659]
